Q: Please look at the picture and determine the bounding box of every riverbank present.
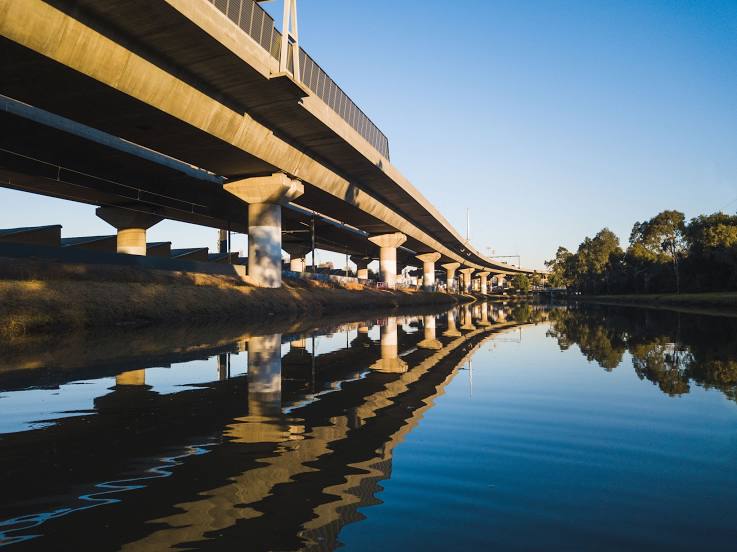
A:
[0,257,461,337]
[575,291,737,316]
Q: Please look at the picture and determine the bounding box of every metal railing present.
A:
[207,0,390,159]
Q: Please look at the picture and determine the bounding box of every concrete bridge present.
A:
[0,0,533,288]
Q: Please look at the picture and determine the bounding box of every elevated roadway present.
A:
[0,0,533,287]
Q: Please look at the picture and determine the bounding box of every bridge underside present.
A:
[0,0,528,274]
[0,33,435,263]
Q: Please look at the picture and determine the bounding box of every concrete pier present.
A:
[442,262,460,292]
[477,271,491,295]
[224,173,304,288]
[368,233,407,289]
[284,243,311,273]
[350,255,373,280]
[416,252,441,291]
[459,268,475,294]
[96,207,163,256]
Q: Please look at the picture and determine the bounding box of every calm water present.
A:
[1,303,737,550]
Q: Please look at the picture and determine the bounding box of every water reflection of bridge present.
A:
[0,303,546,550]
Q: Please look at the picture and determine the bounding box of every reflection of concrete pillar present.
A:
[416,253,441,291]
[224,173,304,288]
[443,309,462,337]
[96,207,163,255]
[218,353,228,380]
[291,338,307,350]
[477,303,492,326]
[477,271,491,295]
[248,334,283,417]
[350,255,372,280]
[368,233,406,289]
[459,268,475,293]
[116,369,146,386]
[460,304,476,331]
[441,262,460,292]
[371,317,407,372]
[418,314,442,350]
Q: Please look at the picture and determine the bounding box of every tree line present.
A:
[545,210,737,294]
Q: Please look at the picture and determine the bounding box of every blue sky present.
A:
[3,0,736,269]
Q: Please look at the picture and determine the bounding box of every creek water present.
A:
[1,302,737,550]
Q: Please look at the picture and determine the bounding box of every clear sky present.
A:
[3,0,736,269]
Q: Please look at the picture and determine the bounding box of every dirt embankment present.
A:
[0,257,462,337]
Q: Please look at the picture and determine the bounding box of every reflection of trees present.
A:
[547,306,737,402]
[509,304,548,325]
[547,308,626,371]
[630,339,691,396]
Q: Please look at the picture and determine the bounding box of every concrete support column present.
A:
[224,173,304,288]
[350,255,373,280]
[371,316,408,373]
[96,207,163,255]
[416,252,441,292]
[477,271,491,295]
[441,262,460,292]
[283,243,311,273]
[496,274,506,289]
[459,268,475,293]
[368,233,407,289]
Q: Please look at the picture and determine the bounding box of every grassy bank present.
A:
[576,291,737,315]
[0,257,459,337]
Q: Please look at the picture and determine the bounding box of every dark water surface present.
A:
[1,303,737,550]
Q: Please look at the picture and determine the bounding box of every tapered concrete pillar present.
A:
[441,262,460,292]
[368,233,406,289]
[224,173,304,288]
[96,207,163,255]
[371,317,407,373]
[495,274,506,289]
[443,309,462,337]
[477,271,491,295]
[416,252,441,292]
[418,314,442,350]
[459,268,475,293]
[283,243,311,273]
[350,255,373,280]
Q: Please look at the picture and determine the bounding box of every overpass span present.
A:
[0,0,533,287]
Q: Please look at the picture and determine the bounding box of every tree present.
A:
[628,210,686,293]
[512,274,530,292]
[545,246,575,288]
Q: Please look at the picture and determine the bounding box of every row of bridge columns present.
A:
[93,172,511,290]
